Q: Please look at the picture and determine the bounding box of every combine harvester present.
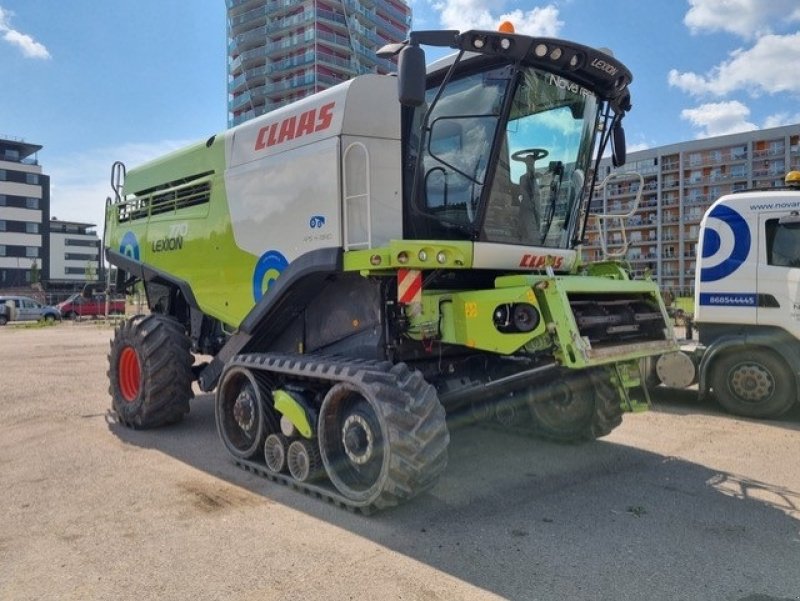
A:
[104,24,677,511]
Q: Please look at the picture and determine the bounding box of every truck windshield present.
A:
[408,64,599,248]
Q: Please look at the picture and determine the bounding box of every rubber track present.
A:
[221,353,449,514]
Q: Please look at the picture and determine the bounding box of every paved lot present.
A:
[1,324,799,601]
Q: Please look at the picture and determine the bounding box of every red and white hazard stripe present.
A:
[397,268,422,304]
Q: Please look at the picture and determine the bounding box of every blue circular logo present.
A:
[120,231,140,261]
[700,205,750,282]
[252,250,289,302]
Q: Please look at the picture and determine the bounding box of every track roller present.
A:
[264,433,289,473]
[286,439,323,482]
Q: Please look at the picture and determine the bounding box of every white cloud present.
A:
[668,33,800,97]
[763,111,800,129]
[684,0,800,39]
[0,6,51,59]
[48,140,192,240]
[430,0,563,36]
[627,142,652,153]
[680,101,757,138]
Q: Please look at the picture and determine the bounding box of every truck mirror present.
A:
[611,121,626,167]
[398,45,426,107]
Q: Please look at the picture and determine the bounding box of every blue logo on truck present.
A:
[699,205,750,282]
[252,250,289,302]
[120,231,140,261]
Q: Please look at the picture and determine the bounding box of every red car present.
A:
[57,293,126,319]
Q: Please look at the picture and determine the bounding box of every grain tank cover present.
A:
[225,74,400,168]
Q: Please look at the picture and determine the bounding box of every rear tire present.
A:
[710,349,796,418]
[527,368,622,442]
[0,315,7,326]
[108,314,193,428]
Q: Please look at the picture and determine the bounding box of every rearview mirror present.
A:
[398,45,426,107]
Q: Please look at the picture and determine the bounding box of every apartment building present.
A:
[0,136,49,288]
[227,0,411,126]
[584,123,800,298]
[47,219,101,290]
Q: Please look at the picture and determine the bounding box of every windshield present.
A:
[408,64,599,248]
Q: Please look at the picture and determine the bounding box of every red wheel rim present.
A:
[119,346,141,402]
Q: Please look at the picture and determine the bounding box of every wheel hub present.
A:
[730,364,772,401]
[233,390,256,431]
[342,414,373,465]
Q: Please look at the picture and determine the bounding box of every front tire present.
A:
[108,314,193,428]
[527,368,623,442]
[710,349,796,418]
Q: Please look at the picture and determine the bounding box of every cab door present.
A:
[757,213,800,336]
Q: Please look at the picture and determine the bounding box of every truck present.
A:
[57,292,126,320]
[103,25,677,511]
[647,171,800,419]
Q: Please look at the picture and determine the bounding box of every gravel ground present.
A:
[1,323,799,601]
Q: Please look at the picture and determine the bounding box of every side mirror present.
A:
[398,45,426,107]
[611,121,626,167]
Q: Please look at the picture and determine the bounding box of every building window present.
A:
[65,267,88,275]
[25,246,39,258]
[64,252,96,261]
[730,164,747,178]
[25,222,39,234]
[0,195,5,206]
[25,173,39,185]
[0,169,6,181]
[65,238,99,247]
[0,245,5,256]
[25,197,39,209]
[0,220,5,231]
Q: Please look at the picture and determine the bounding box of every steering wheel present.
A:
[512,148,549,166]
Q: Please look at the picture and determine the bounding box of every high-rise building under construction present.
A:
[227,0,411,127]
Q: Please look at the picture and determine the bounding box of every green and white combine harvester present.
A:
[104,25,678,511]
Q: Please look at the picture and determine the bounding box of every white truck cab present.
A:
[655,171,800,418]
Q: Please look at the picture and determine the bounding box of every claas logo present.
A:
[254,102,335,151]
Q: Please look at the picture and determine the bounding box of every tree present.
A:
[85,260,98,282]
[30,259,40,285]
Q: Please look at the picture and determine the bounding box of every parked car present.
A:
[0,295,61,325]
[57,293,126,320]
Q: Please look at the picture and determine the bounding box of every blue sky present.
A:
[1,0,799,233]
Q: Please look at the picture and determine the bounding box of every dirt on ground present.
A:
[1,323,799,601]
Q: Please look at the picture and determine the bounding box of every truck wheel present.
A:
[108,314,193,428]
[527,368,622,442]
[64,311,76,320]
[710,349,796,418]
[44,314,56,324]
[0,315,7,326]
[318,365,448,509]
[215,367,277,459]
